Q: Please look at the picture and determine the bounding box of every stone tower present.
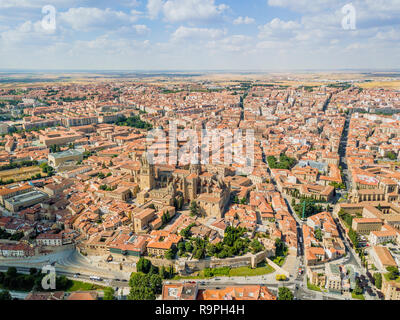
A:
[189,163,201,175]
[140,152,155,190]
[188,163,200,201]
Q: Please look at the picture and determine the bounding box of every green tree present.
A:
[374,273,382,290]
[149,274,162,293]
[127,272,161,300]
[103,287,115,300]
[128,286,155,300]
[274,238,287,257]
[190,201,199,217]
[56,275,71,290]
[314,229,323,242]
[165,247,177,260]
[177,242,185,253]
[386,266,399,280]
[267,154,297,170]
[29,268,38,276]
[387,151,397,160]
[177,197,184,210]
[250,239,264,254]
[98,172,105,179]
[149,264,159,275]
[353,282,363,295]
[137,258,152,274]
[348,228,359,248]
[194,248,205,260]
[206,243,217,256]
[278,287,294,300]
[185,241,193,252]
[0,290,11,300]
[6,267,17,277]
[159,266,168,279]
[180,224,194,239]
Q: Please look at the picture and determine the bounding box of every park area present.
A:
[173,262,275,280]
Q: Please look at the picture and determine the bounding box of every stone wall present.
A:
[181,249,274,273]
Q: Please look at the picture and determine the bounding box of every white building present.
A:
[369,230,397,246]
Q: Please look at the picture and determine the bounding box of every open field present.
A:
[351,292,365,300]
[173,263,275,280]
[66,280,106,292]
[0,166,43,182]
[356,81,400,89]
[1,71,400,90]
[228,264,275,277]
[307,280,322,292]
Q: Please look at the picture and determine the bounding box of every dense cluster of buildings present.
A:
[0,81,400,300]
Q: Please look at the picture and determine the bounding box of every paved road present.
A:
[0,265,129,289]
[0,249,130,283]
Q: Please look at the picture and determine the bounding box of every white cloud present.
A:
[133,24,150,35]
[374,28,400,41]
[146,0,228,23]
[207,34,252,52]
[171,26,226,42]
[1,0,400,70]
[0,0,33,8]
[233,16,255,25]
[258,18,301,39]
[60,7,139,31]
[163,0,228,23]
[147,0,164,19]
[0,19,58,46]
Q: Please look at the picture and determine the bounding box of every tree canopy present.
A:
[278,287,294,300]
[128,273,162,300]
[267,154,297,170]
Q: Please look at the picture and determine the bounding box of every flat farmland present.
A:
[356,81,400,89]
[0,166,44,182]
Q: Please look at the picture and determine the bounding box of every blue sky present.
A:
[0,0,399,70]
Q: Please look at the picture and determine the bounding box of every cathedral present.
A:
[137,152,231,218]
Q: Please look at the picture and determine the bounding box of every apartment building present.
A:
[352,218,383,235]
[370,246,398,271]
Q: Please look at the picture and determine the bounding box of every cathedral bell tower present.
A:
[140,152,155,190]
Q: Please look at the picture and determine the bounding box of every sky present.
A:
[0,0,399,71]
